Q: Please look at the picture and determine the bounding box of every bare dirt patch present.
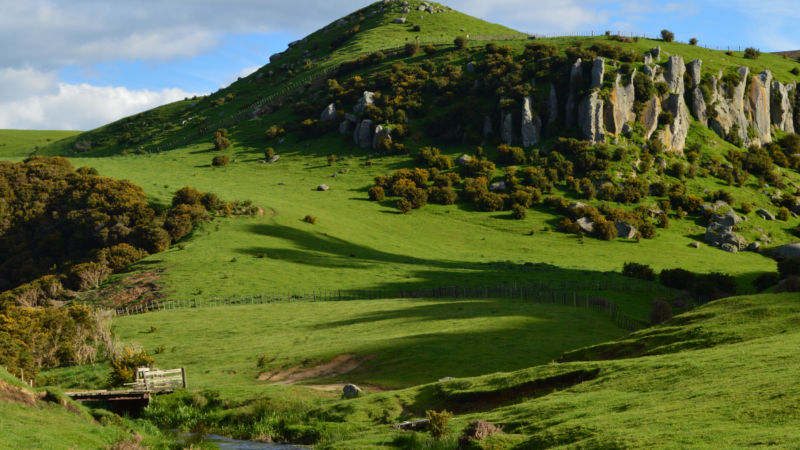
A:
[91,271,165,307]
[0,380,37,407]
[258,354,377,385]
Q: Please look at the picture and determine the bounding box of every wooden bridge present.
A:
[66,367,186,414]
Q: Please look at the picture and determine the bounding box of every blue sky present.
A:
[0,0,797,130]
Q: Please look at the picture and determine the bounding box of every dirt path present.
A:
[258,354,379,386]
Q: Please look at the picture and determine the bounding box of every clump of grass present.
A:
[303,215,317,224]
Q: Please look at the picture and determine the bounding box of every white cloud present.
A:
[0,68,58,102]
[0,82,198,131]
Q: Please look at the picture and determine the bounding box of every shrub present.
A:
[428,186,457,205]
[689,37,698,46]
[792,67,800,76]
[109,348,154,387]
[327,154,336,166]
[740,202,752,214]
[650,298,673,324]
[405,187,428,209]
[303,215,317,224]
[213,131,231,150]
[265,147,275,159]
[511,204,527,220]
[426,410,452,438]
[693,273,737,300]
[752,272,779,292]
[477,192,504,212]
[778,276,800,293]
[413,24,422,32]
[99,244,148,272]
[404,43,419,56]
[212,155,230,167]
[454,36,468,50]
[497,144,526,165]
[423,45,437,55]
[623,262,656,281]
[639,222,657,239]
[660,268,696,290]
[594,220,618,240]
[656,213,670,229]
[70,262,111,290]
[660,29,675,42]
[743,47,761,60]
[368,186,385,201]
[397,198,412,214]
[778,257,800,279]
[777,206,791,221]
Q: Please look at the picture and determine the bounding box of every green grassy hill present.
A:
[3,1,800,448]
[0,129,80,159]
[123,295,800,448]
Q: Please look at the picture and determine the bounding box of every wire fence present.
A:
[112,282,654,331]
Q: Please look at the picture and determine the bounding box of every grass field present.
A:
[0,129,80,159]
[104,292,800,448]
[46,297,627,397]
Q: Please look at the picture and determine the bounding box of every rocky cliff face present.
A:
[521,96,542,147]
[709,67,750,145]
[771,81,795,134]
[746,70,773,146]
[604,71,636,135]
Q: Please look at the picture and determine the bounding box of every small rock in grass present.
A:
[343,384,361,398]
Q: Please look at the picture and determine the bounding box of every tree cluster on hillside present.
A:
[0,157,259,381]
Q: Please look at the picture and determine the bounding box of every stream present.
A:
[178,433,307,449]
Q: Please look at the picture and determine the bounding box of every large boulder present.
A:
[456,154,472,166]
[521,96,542,147]
[339,120,351,135]
[578,92,605,144]
[757,208,776,221]
[746,70,773,146]
[771,81,795,133]
[664,55,686,95]
[771,243,800,259]
[489,181,506,192]
[690,87,708,126]
[712,211,741,227]
[615,221,638,239]
[353,91,375,113]
[501,112,514,145]
[392,17,407,24]
[576,217,595,233]
[320,103,336,121]
[591,57,605,89]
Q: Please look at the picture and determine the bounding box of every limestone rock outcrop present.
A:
[501,112,514,145]
[709,67,750,146]
[591,57,605,89]
[353,91,375,113]
[657,94,690,153]
[604,70,636,135]
[353,119,373,148]
[521,96,542,147]
[664,55,686,95]
[771,81,795,133]
[320,103,336,121]
[566,58,583,128]
[746,70,773,146]
[578,92,604,144]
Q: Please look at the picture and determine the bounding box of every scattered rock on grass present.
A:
[317,184,329,191]
[343,384,361,398]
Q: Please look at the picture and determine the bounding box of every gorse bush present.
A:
[622,262,656,281]
[109,347,154,387]
[426,410,452,438]
[212,155,230,166]
[368,186,385,201]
